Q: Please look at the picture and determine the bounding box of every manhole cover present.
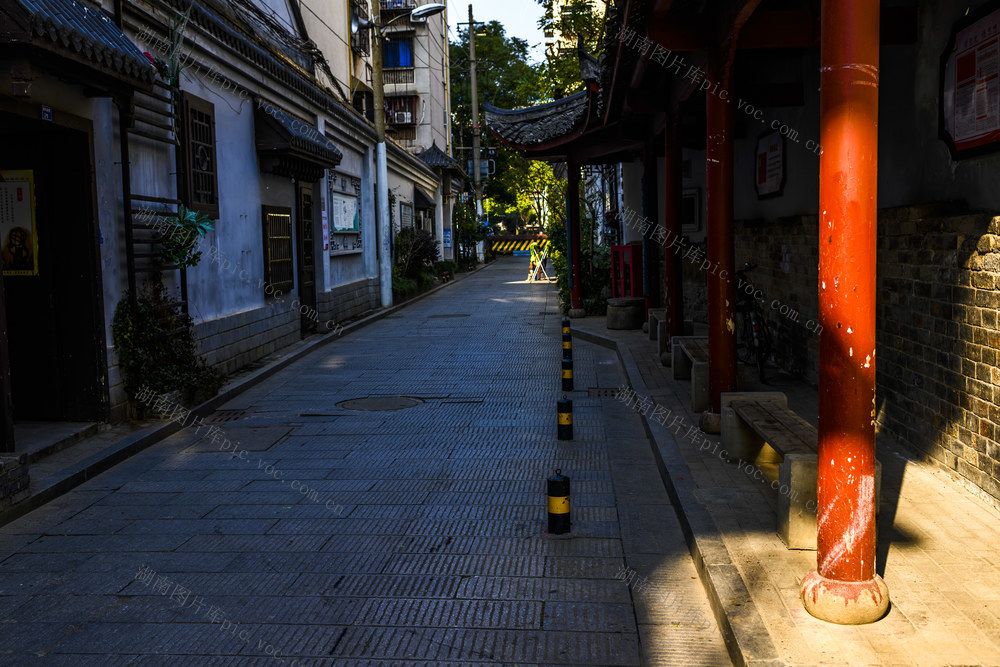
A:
[337,396,424,411]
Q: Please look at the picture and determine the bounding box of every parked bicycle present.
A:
[734,262,771,384]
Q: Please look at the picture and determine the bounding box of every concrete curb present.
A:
[574,327,782,667]
[1,261,495,527]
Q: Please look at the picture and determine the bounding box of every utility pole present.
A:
[468,3,484,259]
[372,0,392,307]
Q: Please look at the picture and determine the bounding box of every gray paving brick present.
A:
[0,260,729,664]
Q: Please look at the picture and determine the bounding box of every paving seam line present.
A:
[573,326,782,667]
[0,261,496,528]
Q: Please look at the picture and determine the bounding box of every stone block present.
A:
[691,361,709,412]
[606,297,645,330]
[778,452,817,550]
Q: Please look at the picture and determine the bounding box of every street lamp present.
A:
[358,2,447,308]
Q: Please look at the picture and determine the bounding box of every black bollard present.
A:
[562,332,572,360]
[557,396,573,440]
[562,318,571,335]
[547,469,570,534]
[562,358,574,392]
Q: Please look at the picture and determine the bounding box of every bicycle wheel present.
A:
[735,309,755,364]
[753,310,771,384]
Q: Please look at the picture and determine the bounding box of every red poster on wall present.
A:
[942,2,1000,157]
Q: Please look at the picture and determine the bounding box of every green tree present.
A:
[535,0,607,99]
[450,21,542,214]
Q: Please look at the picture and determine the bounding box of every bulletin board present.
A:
[941,1,1000,158]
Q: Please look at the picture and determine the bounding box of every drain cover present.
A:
[205,409,247,423]
[588,387,621,398]
[337,396,424,411]
[428,314,470,319]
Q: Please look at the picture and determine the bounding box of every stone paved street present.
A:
[0,259,729,665]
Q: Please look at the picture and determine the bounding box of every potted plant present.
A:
[160,205,215,268]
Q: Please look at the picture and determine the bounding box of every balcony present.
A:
[383,68,415,85]
[380,0,415,19]
[380,0,416,10]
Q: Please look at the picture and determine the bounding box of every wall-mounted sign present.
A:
[0,170,39,276]
[941,1,1000,157]
[755,131,785,198]
[443,228,452,248]
[330,194,359,232]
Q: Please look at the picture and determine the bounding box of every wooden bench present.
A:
[672,336,711,412]
[721,392,881,550]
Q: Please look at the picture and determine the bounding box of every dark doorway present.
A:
[296,184,317,336]
[0,110,107,421]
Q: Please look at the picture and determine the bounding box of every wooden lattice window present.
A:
[180,92,220,218]
[262,206,294,294]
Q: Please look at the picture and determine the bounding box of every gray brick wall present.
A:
[731,215,822,385]
[876,208,1000,508]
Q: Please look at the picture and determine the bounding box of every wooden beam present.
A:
[739,11,818,49]
[648,7,917,50]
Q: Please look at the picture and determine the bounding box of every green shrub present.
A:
[112,277,222,409]
[160,205,215,268]
[394,227,440,279]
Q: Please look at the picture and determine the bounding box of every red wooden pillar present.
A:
[705,52,737,413]
[641,132,660,312]
[800,0,888,625]
[567,160,584,313]
[663,112,684,340]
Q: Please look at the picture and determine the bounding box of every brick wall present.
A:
[1,455,30,511]
[877,207,1000,508]
[731,215,821,385]
[317,277,380,330]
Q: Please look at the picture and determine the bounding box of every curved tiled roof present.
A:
[256,103,343,166]
[417,141,459,169]
[484,90,590,148]
[11,0,156,85]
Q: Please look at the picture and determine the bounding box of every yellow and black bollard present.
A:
[562,318,571,335]
[547,469,570,534]
[557,396,573,440]
[562,358,574,392]
[562,332,572,360]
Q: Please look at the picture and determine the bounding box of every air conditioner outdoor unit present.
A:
[393,111,412,124]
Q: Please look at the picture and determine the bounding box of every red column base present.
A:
[800,569,889,625]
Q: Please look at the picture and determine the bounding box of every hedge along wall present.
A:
[716,204,1000,509]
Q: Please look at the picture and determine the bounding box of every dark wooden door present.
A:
[0,111,107,421]
[296,184,317,336]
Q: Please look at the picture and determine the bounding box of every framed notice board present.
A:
[0,170,39,276]
[941,0,1000,158]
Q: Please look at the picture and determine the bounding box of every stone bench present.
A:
[606,297,645,330]
[720,392,881,550]
[647,308,666,340]
[650,314,693,365]
[671,336,711,412]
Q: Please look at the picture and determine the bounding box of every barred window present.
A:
[180,92,219,218]
[262,206,294,294]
